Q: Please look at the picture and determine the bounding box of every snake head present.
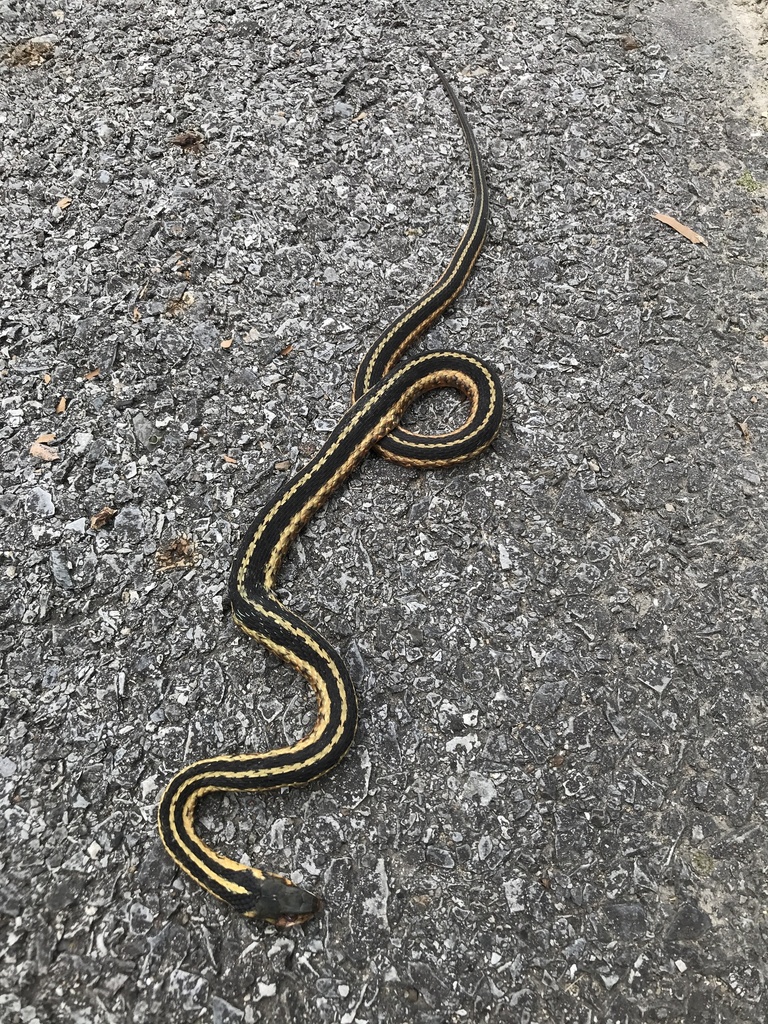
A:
[233,872,322,927]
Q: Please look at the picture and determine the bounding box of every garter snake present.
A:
[157,56,503,925]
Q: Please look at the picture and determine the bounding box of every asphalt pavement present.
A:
[2,0,767,1021]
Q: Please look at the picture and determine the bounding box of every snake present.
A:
[157,55,503,926]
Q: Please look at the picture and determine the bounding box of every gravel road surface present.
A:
[2,0,768,1021]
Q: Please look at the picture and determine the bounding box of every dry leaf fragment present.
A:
[652,212,708,246]
[8,36,56,67]
[155,535,198,571]
[29,441,59,462]
[223,454,238,465]
[170,129,205,153]
[42,372,51,384]
[165,290,194,317]
[84,368,101,380]
[735,419,751,442]
[220,338,233,350]
[36,432,56,443]
[280,343,294,357]
[90,507,117,530]
[56,396,67,413]
[56,196,72,210]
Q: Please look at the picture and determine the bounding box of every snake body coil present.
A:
[157,57,503,925]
